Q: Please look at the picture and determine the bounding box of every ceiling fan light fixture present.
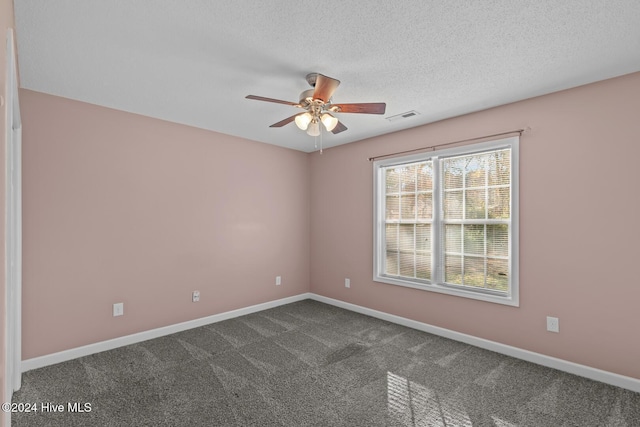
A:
[246,73,385,139]
[295,112,313,130]
[321,113,338,132]
[306,120,320,136]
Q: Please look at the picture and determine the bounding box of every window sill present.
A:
[373,275,519,307]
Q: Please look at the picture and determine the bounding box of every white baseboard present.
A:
[22,291,640,394]
[309,294,640,394]
[21,293,312,373]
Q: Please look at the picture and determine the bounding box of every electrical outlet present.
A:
[276,276,282,286]
[546,316,559,333]
[113,302,124,317]
[345,278,351,288]
[192,291,200,302]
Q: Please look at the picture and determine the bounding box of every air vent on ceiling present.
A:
[386,110,420,122]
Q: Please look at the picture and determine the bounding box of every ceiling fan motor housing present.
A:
[299,89,315,105]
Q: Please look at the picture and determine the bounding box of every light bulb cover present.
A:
[321,113,338,132]
[295,112,312,130]
[307,121,320,136]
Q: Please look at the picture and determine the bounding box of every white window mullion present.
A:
[413,167,418,277]
[397,186,402,275]
[484,163,489,219]
[483,164,489,289]
[395,221,400,276]
[432,157,442,284]
[461,161,467,286]
[413,222,418,277]
[483,224,488,288]
[461,223,465,286]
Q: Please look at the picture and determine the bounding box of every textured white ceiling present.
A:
[14,1,640,152]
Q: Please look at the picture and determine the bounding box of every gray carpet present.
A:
[10,300,640,426]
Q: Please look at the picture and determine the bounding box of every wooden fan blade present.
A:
[329,102,386,114]
[313,74,340,102]
[269,113,304,128]
[246,95,300,107]
[331,121,348,134]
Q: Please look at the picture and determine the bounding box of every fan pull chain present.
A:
[314,129,324,154]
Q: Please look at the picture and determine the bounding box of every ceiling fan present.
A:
[246,73,386,136]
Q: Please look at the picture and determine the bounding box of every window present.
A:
[373,137,519,306]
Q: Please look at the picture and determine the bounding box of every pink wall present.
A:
[20,90,310,359]
[18,72,640,383]
[310,72,640,380]
[1,0,15,423]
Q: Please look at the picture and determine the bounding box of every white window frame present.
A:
[373,137,519,306]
